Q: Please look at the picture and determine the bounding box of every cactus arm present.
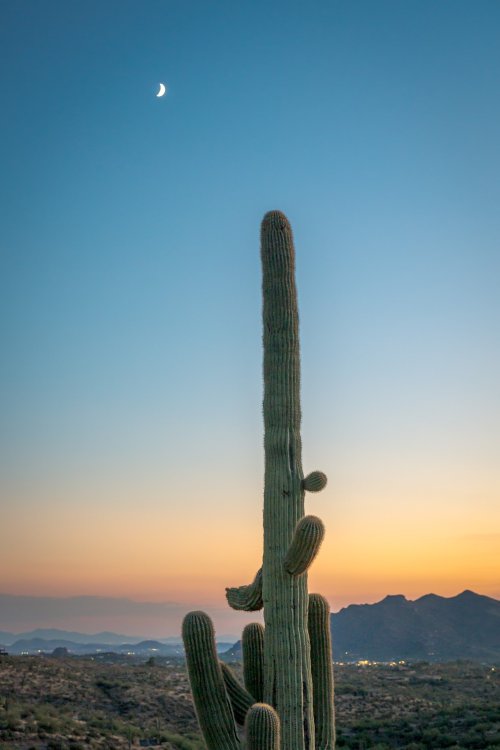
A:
[283,515,325,576]
[302,471,328,493]
[220,662,255,725]
[308,594,335,750]
[182,611,241,750]
[242,622,265,702]
[226,567,263,611]
[245,703,281,750]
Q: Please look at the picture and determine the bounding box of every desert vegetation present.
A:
[0,654,201,750]
[0,655,498,749]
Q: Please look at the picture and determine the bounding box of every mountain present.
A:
[221,640,242,661]
[332,590,500,662]
[6,638,183,656]
[2,633,235,656]
[0,594,240,643]
[222,591,500,663]
[0,628,145,646]
[0,594,191,639]
[3,591,498,662]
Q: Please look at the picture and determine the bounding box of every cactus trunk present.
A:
[261,211,314,750]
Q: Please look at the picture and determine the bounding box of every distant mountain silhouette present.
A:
[1,632,236,657]
[332,590,500,662]
[0,628,144,646]
[222,591,499,663]
[5,637,184,656]
[221,640,242,661]
[2,591,498,661]
[0,593,191,640]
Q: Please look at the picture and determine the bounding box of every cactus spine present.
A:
[182,211,335,750]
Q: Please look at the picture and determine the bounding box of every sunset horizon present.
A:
[1,587,497,640]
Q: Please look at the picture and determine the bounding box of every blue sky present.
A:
[1,0,499,632]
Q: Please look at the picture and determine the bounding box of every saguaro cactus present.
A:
[182,211,335,750]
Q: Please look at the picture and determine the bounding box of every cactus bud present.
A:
[245,703,280,750]
[302,471,327,493]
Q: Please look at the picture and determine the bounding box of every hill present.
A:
[0,632,234,656]
[332,590,500,662]
[0,628,144,646]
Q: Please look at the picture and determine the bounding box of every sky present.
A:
[1,0,499,637]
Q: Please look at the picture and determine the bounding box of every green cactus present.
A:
[246,704,281,750]
[182,211,335,750]
[303,471,328,493]
[221,662,256,725]
[283,514,325,576]
[308,594,336,749]
[242,622,264,702]
[182,611,239,750]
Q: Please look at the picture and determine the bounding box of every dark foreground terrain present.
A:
[0,655,498,749]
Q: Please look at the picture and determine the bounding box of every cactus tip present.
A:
[261,210,291,232]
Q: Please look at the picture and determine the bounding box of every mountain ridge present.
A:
[2,590,498,661]
[222,590,499,663]
[332,589,500,662]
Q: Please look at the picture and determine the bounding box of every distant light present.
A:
[156,83,167,97]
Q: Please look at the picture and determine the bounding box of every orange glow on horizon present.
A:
[2,463,498,621]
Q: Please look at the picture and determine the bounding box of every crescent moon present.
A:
[156,83,166,97]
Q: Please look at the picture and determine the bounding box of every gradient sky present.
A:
[1,0,499,636]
